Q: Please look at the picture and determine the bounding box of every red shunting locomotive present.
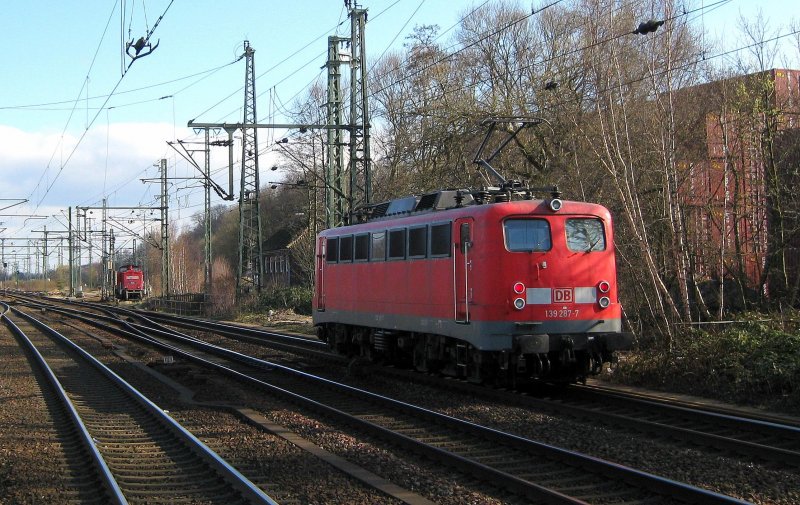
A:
[313,186,633,385]
[115,264,145,301]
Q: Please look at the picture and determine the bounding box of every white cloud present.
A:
[0,122,196,241]
[0,122,192,209]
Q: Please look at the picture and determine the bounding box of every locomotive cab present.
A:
[489,204,631,383]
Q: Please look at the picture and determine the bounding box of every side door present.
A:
[315,237,326,311]
[454,217,474,323]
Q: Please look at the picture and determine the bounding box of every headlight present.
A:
[549,198,562,212]
[598,296,611,308]
[513,297,526,310]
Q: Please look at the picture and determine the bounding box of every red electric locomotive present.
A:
[313,186,632,384]
[115,264,145,300]
[313,118,632,384]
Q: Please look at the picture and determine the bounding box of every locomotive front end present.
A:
[490,199,632,382]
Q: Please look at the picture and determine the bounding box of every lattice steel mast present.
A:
[326,36,346,228]
[238,40,263,295]
[203,128,212,298]
[187,6,371,231]
[160,158,170,297]
[347,3,371,215]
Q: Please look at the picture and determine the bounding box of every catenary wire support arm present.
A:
[187,120,353,227]
[105,216,161,249]
[168,130,217,300]
[167,137,234,201]
[274,141,349,200]
[77,205,163,250]
[0,199,28,213]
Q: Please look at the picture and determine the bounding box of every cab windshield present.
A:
[504,219,551,252]
[566,218,606,252]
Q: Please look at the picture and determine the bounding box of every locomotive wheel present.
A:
[332,324,352,355]
[412,338,430,372]
[489,363,517,390]
[412,335,442,373]
[504,369,520,390]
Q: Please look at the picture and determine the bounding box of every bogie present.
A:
[321,321,605,387]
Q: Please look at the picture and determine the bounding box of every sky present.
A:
[0,0,798,271]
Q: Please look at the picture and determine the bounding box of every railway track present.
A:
[17,297,752,505]
[558,382,800,465]
[0,303,116,503]
[23,295,800,470]
[0,302,277,505]
[100,300,800,468]
[117,304,334,359]
[380,361,800,469]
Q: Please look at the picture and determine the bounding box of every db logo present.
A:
[553,288,574,303]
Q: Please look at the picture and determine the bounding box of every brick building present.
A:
[678,69,800,302]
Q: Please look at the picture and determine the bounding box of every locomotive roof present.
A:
[321,188,609,234]
[362,188,533,221]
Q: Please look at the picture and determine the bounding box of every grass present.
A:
[607,311,800,414]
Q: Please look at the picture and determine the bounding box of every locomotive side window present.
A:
[339,235,354,262]
[388,229,406,260]
[566,218,606,252]
[504,219,551,252]
[326,237,339,263]
[371,231,386,261]
[429,223,451,257]
[354,233,370,262]
[408,226,427,259]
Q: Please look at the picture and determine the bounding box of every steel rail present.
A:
[577,382,800,428]
[0,302,127,505]
[21,295,800,469]
[7,304,278,505]
[99,300,800,467]
[38,296,332,357]
[557,384,800,466]
[28,301,753,505]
